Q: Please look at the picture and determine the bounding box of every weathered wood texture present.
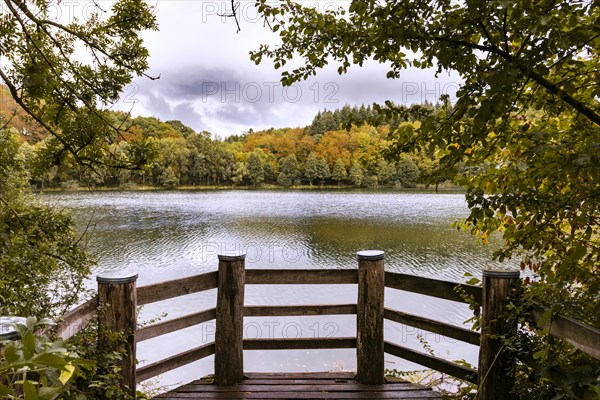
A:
[477,270,519,400]
[383,308,480,346]
[57,296,97,340]
[97,273,138,397]
[244,304,356,317]
[529,305,600,360]
[136,308,216,343]
[385,272,482,304]
[137,343,215,383]
[214,255,246,385]
[152,372,442,399]
[384,342,478,384]
[356,251,385,385]
[243,337,356,350]
[245,269,358,285]
[137,271,218,306]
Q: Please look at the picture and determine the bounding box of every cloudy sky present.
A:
[109,0,462,137]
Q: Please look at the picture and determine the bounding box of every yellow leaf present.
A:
[59,364,76,385]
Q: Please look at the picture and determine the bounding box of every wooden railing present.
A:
[55,250,600,399]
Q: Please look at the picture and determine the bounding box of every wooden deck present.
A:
[152,372,442,399]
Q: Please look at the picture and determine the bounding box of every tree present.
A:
[0,129,93,318]
[0,0,157,170]
[166,120,196,137]
[252,0,600,311]
[396,156,419,188]
[315,157,330,186]
[349,161,364,187]
[375,159,396,186]
[253,0,600,394]
[277,155,300,187]
[304,153,319,185]
[246,151,265,187]
[331,158,348,185]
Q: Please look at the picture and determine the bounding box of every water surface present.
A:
[48,190,510,388]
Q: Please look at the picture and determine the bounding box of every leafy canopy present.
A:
[0,128,93,319]
[252,0,600,323]
[0,0,157,169]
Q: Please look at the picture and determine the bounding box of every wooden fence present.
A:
[56,250,600,399]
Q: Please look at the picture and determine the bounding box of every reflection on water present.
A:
[47,190,510,388]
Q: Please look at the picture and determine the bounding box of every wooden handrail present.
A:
[137,271,218,306]
[529,305,600,360]
[246,268,358,285]
[244,304,357,317]
[136,343,215,383]
[57,253,600,398]
[244,337,356,350]
[385,271,482,304]
[57,296,97,340]
[136,308,216,343]
[384,341,478,384]
[384,308,480,346]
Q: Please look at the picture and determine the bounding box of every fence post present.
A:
[478,268,520,400]
[215,254,246,385]
[356,250,385,385]
[97,271,138,398]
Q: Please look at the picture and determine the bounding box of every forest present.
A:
[2,84,445,190]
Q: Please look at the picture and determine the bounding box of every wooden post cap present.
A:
[0,316,27,341]
[483,268,520,278]
[357,250,385,261]
[218,254,246,262]
[97,271,139,284]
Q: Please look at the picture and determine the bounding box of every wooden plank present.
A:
[211,379,353,385]
[152,373,442,399]
[137,271,218,306]
[243,372,356,380]
[246,269,358,285]
[244,337,356,350]
[244,304,356,317]
[57,296,97,340]
[137,343,215,383]
[384,341,477,384]
[384,308,480,346]
[136,308,216,343]
[530,305,600,360]
[173,383,429,392]
[385,272,482,304]
[155,391,440,399]
[356,251,385,384]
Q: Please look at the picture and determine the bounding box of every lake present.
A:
[47,190,511,389]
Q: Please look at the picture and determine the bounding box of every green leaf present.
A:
[22,332,37,360]
[23,378,38,400]
[0,385,12,396]
[466,277,481,285]
[32,353,68,369]
[38,386,63,400]
[3,345,20,363]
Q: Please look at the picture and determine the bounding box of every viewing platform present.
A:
[54,250,600,400]
[153,372,441,399]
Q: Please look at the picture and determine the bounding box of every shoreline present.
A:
[36,184,465,194]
